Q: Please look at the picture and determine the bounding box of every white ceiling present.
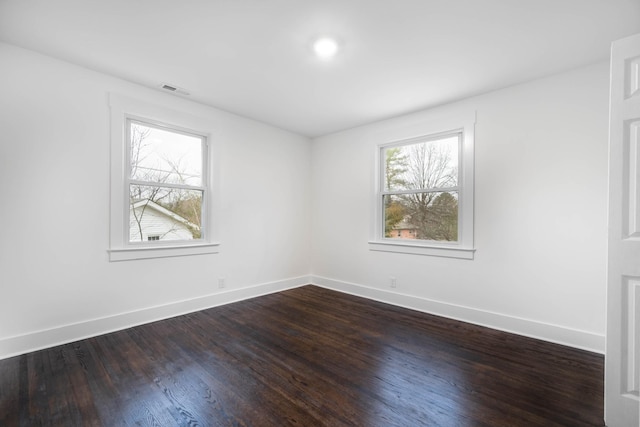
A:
[1,0,638,137]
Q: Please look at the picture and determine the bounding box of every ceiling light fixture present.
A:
[312,37,340,60]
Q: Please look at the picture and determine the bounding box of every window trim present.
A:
[108,93,220,261]
[368,111,475,259]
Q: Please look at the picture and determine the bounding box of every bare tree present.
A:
[392,141,459,241]
[129,124,151,180]
[128,123,201,241]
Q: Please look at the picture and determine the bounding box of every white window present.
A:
[109,94,219,261]
[369,112,475,259]
[128,119,205,243]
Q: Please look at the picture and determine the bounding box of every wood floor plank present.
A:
[0,354,20,426]
[0,285,604,426]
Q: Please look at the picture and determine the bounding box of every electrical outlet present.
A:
[390,276,397,288]
[218,277,226,289]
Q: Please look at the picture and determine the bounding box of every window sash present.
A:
[126,118,206,185]
[124,118,209,246]
[380,191,460,243]
[128,179,205,192]
[380,131,461,192]
[381,186,459,196]
[379,132,462,243]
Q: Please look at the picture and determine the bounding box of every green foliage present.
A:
[385,147,407,190]
[384,199,405,237]
[383,148,408,235]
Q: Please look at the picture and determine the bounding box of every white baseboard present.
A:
[1,274,605,360]
[311,275,605,354]
[0,276,311,360]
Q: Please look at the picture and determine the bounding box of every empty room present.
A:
[1,1,639,426]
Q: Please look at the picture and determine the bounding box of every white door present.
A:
[607,33,640,427]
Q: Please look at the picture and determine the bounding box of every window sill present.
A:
[368,241,475,260]
[109,242,220,262]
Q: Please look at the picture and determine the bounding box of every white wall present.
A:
[0,41,610,358]
[310,62,610,352]
[0,43,311,358]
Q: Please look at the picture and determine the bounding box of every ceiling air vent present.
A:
[159,83,190,96]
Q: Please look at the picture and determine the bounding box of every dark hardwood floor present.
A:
[0,285,604,426]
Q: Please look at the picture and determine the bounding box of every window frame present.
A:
[109,93,220,261]
[125,117,208,245]
[368,111,475,259]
